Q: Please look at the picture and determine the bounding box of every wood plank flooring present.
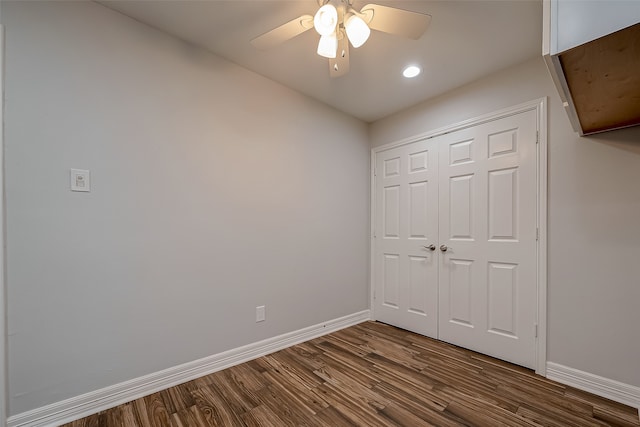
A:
[64,321,640,426]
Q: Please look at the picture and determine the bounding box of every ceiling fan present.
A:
[251,0,432,77]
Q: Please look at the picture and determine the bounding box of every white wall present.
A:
[2,1,369,416]
[371,57,640,388]
[553,0,640,53]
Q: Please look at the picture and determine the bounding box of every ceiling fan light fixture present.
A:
[314,4,338,36]
[317,33,338,58]
[252,1,432,78]
[345,14,370,48]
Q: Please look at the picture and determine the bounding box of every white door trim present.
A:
[370,98,548,375]
[0,23,8,427]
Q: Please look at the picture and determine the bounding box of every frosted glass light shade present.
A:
[314,4,338,36]
[317,33,338,58]
[345,14,370,48]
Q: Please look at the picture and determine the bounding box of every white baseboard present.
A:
[546,362,640,410]
[8,310,371,427]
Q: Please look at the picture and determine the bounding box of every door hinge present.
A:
[534,323,538,338]
[536,131,539,144]
[373,289,377,300]
[536,228,539,241]
[374,168,377,177]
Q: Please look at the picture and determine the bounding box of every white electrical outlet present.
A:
[70,169,91,192]
[256,305,266,322]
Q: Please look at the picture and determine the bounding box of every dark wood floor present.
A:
[64,321,640,426]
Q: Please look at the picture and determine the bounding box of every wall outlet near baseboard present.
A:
[256,305,265,322]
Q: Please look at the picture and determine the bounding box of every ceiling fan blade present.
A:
[329,33,350,78]
[360,4,431,40]
[251,15,314,50]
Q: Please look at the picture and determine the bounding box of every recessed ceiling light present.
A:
[403,65,421,78]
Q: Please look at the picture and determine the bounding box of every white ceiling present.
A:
[99,0,543,122]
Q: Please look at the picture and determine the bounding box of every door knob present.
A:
[440,244,449,252]
[423,244,436,251]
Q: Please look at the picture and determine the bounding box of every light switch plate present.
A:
[70,169,90,192]
[256,305,266,322]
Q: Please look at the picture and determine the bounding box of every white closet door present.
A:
[437,110,538,369]
[374,139,439,337]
